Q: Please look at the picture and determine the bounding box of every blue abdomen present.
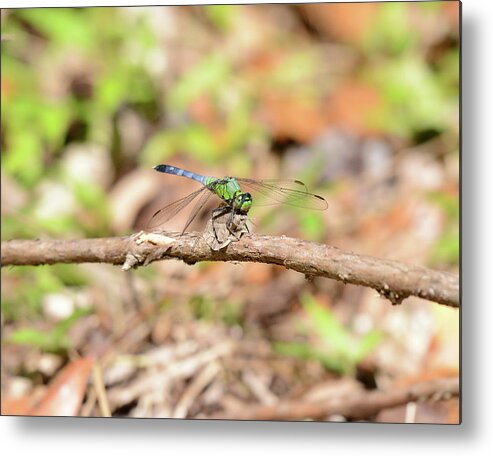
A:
[154,164,208,185]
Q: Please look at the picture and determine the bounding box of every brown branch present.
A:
[212,376,460,421]
[1,231,459,308]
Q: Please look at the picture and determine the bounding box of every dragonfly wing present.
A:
[180,189,215,234]
[235,178,328,211]
[147,187,208,230]
[238,178,309,192]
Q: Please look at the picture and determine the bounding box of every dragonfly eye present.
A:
[237,192,252,213]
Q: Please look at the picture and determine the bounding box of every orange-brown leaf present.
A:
[29,357,94,417]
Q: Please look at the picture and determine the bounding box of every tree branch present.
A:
[1,231,459,308]
[212,376,460,421]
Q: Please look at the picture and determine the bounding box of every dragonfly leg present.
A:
[226,207,244,240]
[211,204,245,241]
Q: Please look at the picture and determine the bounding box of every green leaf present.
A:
[168,54,231,111]
[221,300,244,326]
[39,102,71,149]
[37,215,80,236]
[96,73,128,112]
[9,307,92,352]
[20,9,94,50]
[4,131,43,186]
[366,56,455,136]
[139,131,178,166]
[268,51,319,91]
[363,3,416,56]
[273,341,351,375]
[203,5,237,32]
[51,264,89,287]
[273,341,314,359]
[429,227,459,266]
[353,330,384,361]
[73,181,107,209]
[299,212,325,240]
[181,124,219,161]
[189,295,215,321]
[9,328,68,352]
[427,191,459,221]
[427,191,459,266]
[302,294,354,354]
[274,294,383,374]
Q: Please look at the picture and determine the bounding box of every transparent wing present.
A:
[147,187,209,230]
[235,178,328,211]
[180,189,215,234]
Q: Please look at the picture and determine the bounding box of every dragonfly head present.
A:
[235,192,252,214]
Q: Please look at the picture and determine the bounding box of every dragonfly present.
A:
[149,164,328,235]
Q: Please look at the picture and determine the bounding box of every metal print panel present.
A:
[1,1,460,423]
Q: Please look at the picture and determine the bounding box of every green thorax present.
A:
[206,177,242,202]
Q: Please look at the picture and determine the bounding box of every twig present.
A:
[242,370,278,405]
[80,385,98,418]
[1,231,459,307]
[92,361,112,417]
[172,362,221,418]
[107,340,235,409]
[212,376,459,421]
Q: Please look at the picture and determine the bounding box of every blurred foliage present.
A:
[343,2,458,140]
[274,294,383,375]
[427,190,460,266]
[363,3,416,56]
[203,5,238,32]
[2,264,89,321]
[366,56,457,137]
[189,294,243,326]
[8,307,92,353]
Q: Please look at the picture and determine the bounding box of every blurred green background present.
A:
[1,3,459,421]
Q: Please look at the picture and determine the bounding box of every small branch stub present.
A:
[122,231,177,270]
